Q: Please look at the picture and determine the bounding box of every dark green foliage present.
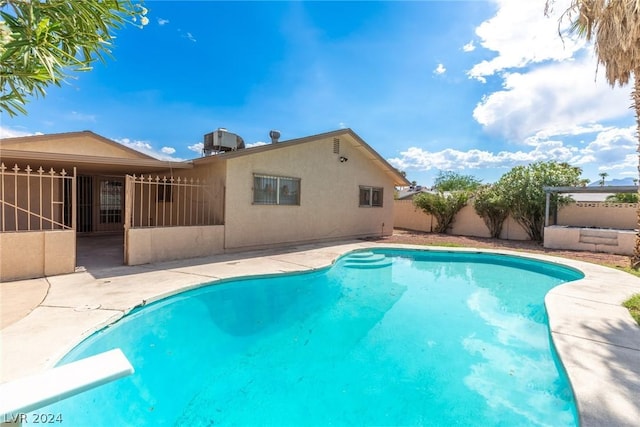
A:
[434,171,482,192]
[1,0,146,115]
[605,193,639,203]
[473,185,509,238]
[413,191,470,233]
[495,161,583,242]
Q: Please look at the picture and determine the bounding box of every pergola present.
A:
[543,185,638,227]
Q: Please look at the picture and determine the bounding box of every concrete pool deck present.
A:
[1,240,639,426]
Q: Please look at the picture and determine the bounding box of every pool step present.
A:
[346,251,377,259]
[343,252,392,269]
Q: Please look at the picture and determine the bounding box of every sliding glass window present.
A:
[253,174,301,205]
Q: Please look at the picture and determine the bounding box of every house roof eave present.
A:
[543,185,639,194]
[0,149,193,174]
[1,130,160,161]
[193,128,411,186]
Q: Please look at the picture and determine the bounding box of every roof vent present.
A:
[203,128,245,156]
[269,130,281,144]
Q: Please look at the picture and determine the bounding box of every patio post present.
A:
[545,191,550,227]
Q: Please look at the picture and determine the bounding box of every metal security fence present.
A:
[0,163,76,232]
[125,174,223,229]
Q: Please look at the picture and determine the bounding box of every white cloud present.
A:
[599,154,637,174]
[525,123,610,142]
[0,126,41,139]
[472,54,632,141]
[116,138,152,153]
[462,41,475,52]
[387,126,635,175]
[458,0,637,182]
[161,146,176,154]
[434,63,446,75]
[246,141,269,148]
[188,142,203,153]
[387,145,565,173]
[115,138,184,161]
[468,0,583,81]
[157,18,170,26]
[578,126,636,165]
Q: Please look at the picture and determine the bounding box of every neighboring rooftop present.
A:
[545,185,639,202]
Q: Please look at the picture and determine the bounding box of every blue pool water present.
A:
[29,249,583,426]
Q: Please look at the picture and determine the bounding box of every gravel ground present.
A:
[370,229,632,270]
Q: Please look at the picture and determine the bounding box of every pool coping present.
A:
[1,241,639,426]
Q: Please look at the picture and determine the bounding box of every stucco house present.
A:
[0,128,409,281]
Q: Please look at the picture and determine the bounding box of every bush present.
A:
[606,193,639,203]
[494,161,583,242]
[473,185,509,238]
[413,191,470,233]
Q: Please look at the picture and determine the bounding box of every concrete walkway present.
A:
[0,279,48,329]
[1,241,639,426]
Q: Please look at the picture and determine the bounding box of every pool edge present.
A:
[2,241,639,426]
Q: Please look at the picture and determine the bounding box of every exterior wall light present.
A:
[339,156,348,163]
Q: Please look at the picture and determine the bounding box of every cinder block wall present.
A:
[558,202,637,229]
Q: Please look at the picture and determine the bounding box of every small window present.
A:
[254,174,300,205]
[359,186,383,207]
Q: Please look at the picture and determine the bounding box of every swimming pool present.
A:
[28,249,583,426]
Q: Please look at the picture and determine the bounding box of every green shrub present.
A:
[413,191,469,233]
[473,185,509,238]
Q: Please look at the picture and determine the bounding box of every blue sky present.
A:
[1,0,636,186]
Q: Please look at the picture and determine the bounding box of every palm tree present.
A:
[599,172,609,186]
[547,0,640,267]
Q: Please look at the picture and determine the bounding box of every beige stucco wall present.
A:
[394,199,433,232]
[223,136,395,250]
[182,156,227,185]
[557,202,637,229]
[3,133,144,159]
[396,199,638,246]
[544,226,635,255]
[125,225,225,265]
[127,163,226,228]
[497,217,531,241]
[450,203,491,237]
[394,199,530,240]
[176,158,226,225]
[0,230,75,281]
